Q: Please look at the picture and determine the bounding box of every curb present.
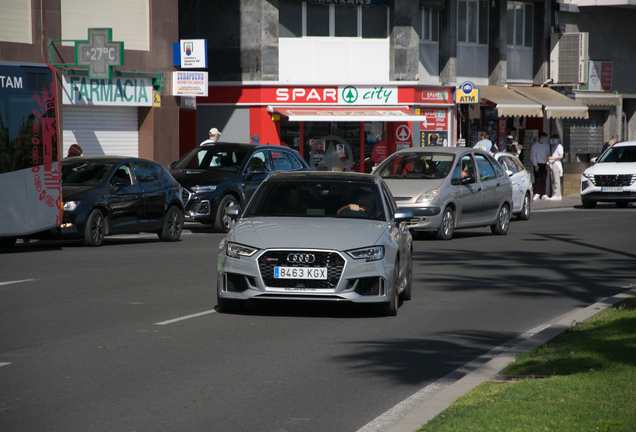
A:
[359,287,636,432]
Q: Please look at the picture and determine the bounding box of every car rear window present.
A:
[173,148,248,173]
[377,152,455,179]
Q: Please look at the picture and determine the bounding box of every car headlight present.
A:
[226,242,258,259]
[191,185,217,193]
[63,201,80,211]
[346,246,385,262]
[416,189,439,203]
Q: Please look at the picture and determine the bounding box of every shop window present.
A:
[457,0,488,45]
[279,1,388,39]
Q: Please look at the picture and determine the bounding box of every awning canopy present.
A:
[511,87,589,119]
[478,86,543,118]
[270,106,424,122]
[571,92,620,107]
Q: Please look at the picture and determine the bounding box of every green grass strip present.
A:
[418,296,636,432]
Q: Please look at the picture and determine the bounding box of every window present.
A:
[133,161,160,184]
[457,0,488,45]
[0,0,32,44]
[416,8,439,42]
[247,151,272,172]
[507,2,533,48]
[279,0,388,39]
[475,154,496,181]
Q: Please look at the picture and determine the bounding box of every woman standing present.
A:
[548,134,564,200]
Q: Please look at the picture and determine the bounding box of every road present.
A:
[1,206,634,432]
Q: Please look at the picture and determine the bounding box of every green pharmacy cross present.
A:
[75,28,124,79]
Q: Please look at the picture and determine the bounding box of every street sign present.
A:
[75,28,124,80]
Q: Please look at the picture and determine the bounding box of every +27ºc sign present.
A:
[75,28,124,80]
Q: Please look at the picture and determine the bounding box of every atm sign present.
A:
[454,81,480,104]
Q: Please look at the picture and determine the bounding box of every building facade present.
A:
[0,0,180,167]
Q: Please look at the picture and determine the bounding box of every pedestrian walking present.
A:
[474,131,493,153]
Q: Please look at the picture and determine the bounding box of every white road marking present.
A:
[0,363,11,368]
[0,279,35,287]
[154,309,216,325]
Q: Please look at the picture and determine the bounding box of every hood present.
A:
[62,185,103,202]
[584,162,636,176]
[169,169,240,188]
[384,178,445,202]
[229,217,388,251]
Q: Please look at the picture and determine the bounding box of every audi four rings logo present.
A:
[287,253,316,264]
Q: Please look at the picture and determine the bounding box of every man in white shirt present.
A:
[474,131,493,152]
[530,132,550,200]
[200,127,222,146]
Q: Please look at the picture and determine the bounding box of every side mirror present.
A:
[394,209,414,224]
[461,175,476,185]
[225,204,241,219]
[590,157,598,166]
[246,166,267,179]
[169,161,177,169]
[506,170,514,177]
[110,179,128,191]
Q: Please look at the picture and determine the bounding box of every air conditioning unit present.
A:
[550,32,589,84]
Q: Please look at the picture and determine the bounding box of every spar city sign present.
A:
[273,85,398,105]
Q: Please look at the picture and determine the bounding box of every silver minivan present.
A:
[375,147,513,240]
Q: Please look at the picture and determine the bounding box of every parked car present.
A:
[53,156,184,246]
[375,147,513,240]
[170,143,309,232]
[580,141,636,208]
[217,171,413,316]
[494,152,532,220]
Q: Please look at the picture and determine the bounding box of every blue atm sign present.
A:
[454,81,480,104]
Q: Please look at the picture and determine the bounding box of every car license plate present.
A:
[601,187,623,192]
[274,267,327,280]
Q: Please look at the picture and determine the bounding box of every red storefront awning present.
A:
[270,106,424,122]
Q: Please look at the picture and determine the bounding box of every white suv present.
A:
[580,141,636,208]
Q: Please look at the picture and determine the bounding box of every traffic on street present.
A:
[1,203,634,432]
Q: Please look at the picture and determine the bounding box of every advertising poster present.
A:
[421,131,448,146]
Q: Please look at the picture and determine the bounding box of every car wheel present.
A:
[399,253,412,301]
[616,201,629,208]
[158,206,183,242]
[215,194,238,233]
[217,294,246,313]
[83,209,105,246]
[380,258,399,317]
[436,207,454,240]
[0,237,17,248]
[517,192,531,221]
[581,199,597,209]
[491,204,510,235]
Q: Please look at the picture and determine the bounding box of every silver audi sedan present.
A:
[217,171,413,316]
[375,147,513,240]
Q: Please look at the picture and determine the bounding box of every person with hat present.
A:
[200,127,222,146]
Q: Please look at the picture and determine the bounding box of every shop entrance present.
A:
[279,118,386,173]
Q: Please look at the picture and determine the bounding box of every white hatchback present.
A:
[580,141,636,208]
[494,152,533,220]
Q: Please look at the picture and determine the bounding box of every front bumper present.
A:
[182,189,219,223]
[580,175,636,202]
[217,248,393,304]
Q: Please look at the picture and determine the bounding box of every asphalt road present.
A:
[1,206,634,432]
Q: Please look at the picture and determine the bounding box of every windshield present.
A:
[598,146,636,163]
[245,180,385,221]
[62,162,113,186]
[173,148,249,173]
[377,152,455,179]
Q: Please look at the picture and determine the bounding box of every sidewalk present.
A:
[531,194,580,211]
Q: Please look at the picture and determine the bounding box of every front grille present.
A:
[226,273,250,292]
[181,188,192,205]
[592,174,634,187]
[354,277,382,296]
[258,250,345,289]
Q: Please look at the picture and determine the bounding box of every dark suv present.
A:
[170,143,309,232]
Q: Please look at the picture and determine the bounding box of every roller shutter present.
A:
[562,110,604,155]
[62,106,139,157]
